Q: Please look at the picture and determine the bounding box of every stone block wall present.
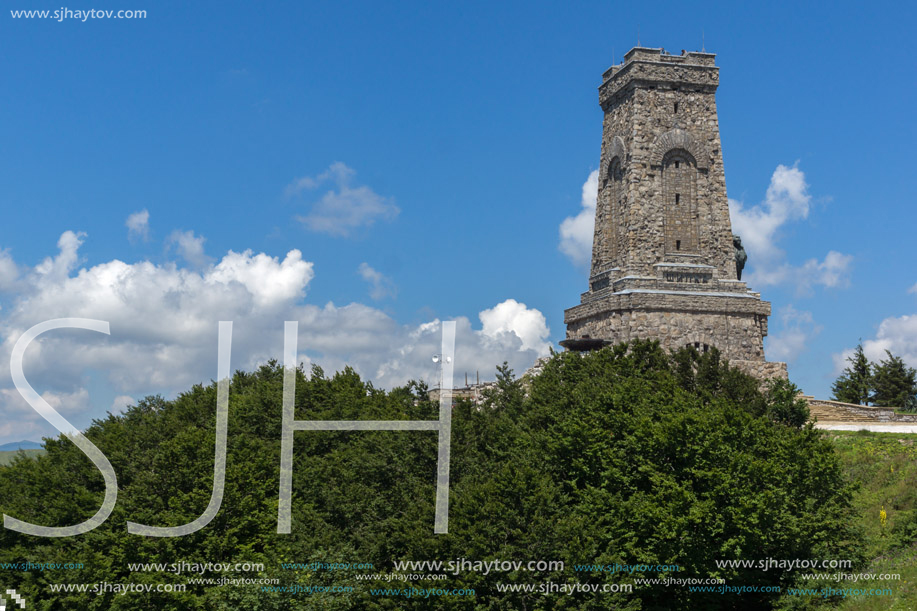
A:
[594,49,735,282]
[566,48,786,382]
[567,306,768,363]
[732,360,788,381]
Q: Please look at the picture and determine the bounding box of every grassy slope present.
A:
[824,430,917,610]
[0,449,44,466]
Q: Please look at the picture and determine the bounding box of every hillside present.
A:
[830,431,917,611]
[0,345,885,610]
[0,449,44,466]
[0,440,43,452]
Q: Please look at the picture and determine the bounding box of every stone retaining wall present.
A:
[806,398,917,423]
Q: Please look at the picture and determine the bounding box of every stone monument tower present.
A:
[562,47,786,380]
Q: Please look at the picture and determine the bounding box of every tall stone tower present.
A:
[562,47,786,379]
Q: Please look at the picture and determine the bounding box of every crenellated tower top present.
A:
[564,47,787,380]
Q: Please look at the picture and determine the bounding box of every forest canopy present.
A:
[0,341,862,610]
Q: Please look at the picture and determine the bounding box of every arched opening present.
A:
[606,157,624,264]
[662,149,698,255]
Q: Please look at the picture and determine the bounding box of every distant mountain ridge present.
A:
[0,440,42,452]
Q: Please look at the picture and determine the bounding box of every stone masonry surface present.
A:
[565,47,786,379]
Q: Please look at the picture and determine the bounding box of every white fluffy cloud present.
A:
[358,263,396,300]
[729,164,852,295]
[832,281,917,374]
[288,162,399,237]
[0,249,22,291]
[479,298,552,356]
[211,249,314,308]
[731,164,810,261]
[0,387,91,418]
[167,230,210,268]
[765,306,822,363]
[833,314,917,376]
[0,232,550,445]
[33,230,85,283]
[558,170,598,268]
[751,250,854,297]
[126,209,150,242]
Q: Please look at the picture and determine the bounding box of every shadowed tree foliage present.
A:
[0,343,862,610]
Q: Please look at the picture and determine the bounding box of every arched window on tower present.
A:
[662,149,698,254]
[606,158,624,265]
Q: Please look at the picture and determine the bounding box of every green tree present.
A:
[764,377,811,427]
[0,344,863,610]
[871,350,917,410]
[831,343,872,405]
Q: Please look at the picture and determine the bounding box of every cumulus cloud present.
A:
[211,249,314,308]
[358,263,396,300]
[766,305,822,363]
[126,209,150,242]
[730,164,810,261]
[797,251,853,289]
[111,395,134,413]
[0,239,316,395]
[832,281,917,375]
[0,419,44,442]
[288,162,399,237]
[0,233,550,445]
[729,164,852,295]
[0,387,91,417]
[167,230,210,268]
[752,251,854,297]
[558,170,599,267]
[833,315,917,377]
[33,230,85,283]
[0,249,21,292]
[285,162,353,197]
[479,299,551,356]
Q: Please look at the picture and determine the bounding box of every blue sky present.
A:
[0,0,914,443]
